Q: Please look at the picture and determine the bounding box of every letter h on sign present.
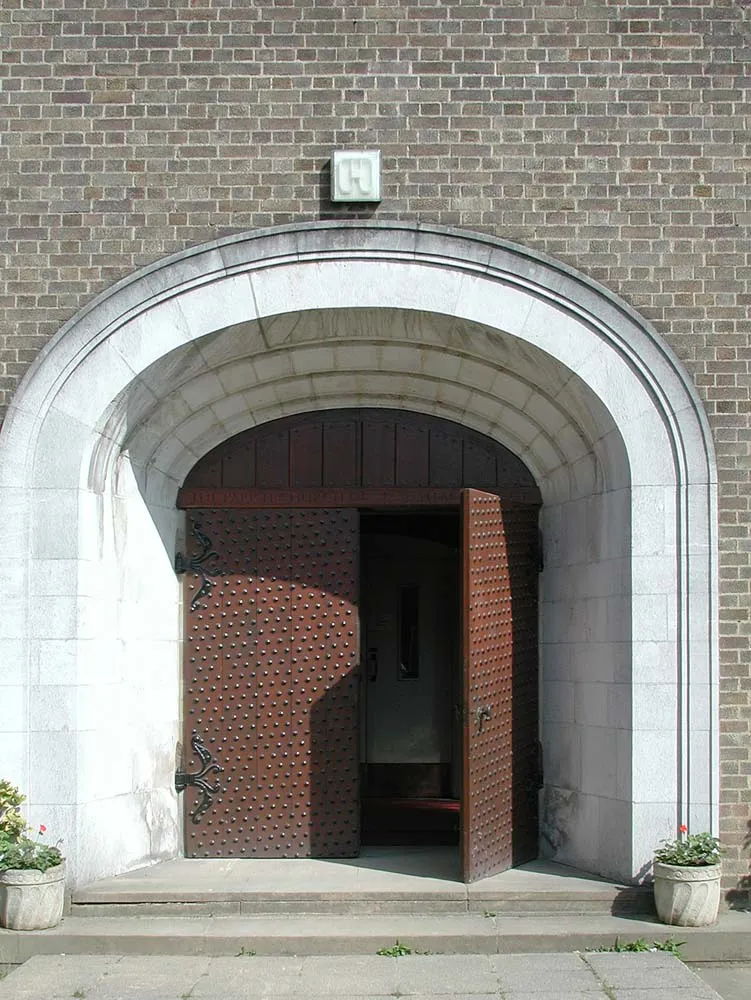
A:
[331,150,382,203]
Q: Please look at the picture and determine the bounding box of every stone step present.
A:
[69,855,657,917]
[69,883,655,917]
[1,912,749,966]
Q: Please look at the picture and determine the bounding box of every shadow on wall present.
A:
[725,819,751,911]
[318,160,380,221]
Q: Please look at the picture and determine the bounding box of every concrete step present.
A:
[69,854,656,917]
[69,884,655,917]
[1,911,749,966]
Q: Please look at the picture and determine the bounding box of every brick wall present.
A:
[2,0,749,889]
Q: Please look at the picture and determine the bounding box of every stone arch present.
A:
[0,223,717,886]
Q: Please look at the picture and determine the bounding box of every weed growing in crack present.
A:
[377,941,412,957]
[589,937,685,959]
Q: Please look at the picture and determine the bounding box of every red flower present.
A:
[679,824,688,833]
[39,824,47,834]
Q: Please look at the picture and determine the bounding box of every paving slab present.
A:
[690,962,751,1000]
[582,952,720,996]
[0,952,726,1000]
[394,954,498,994]
[186,956,306,998]
[0,954,123,999]
[490,951,601,990]
[294,954,400,994]
[87,955,214,1000]
[500,994,603,1000]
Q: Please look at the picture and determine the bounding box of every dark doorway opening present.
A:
[359,510,461,846]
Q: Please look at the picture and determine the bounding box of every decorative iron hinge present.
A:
[175,733,224,824]
[175,521,218,611]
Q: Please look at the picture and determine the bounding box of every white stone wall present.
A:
[11,470,182,885]
[73,466,181,884]
[540,490,633,879]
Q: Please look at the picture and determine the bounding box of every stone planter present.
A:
[0,863,66,930]
[653,861,722,927]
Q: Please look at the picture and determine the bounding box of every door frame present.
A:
[179,486,542,875]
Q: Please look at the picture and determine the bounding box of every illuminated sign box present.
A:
[331,150,382,203]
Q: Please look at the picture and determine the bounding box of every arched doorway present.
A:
[0,223,717,887]
[177,409,542,882]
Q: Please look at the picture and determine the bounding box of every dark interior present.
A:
[359,510,461,846]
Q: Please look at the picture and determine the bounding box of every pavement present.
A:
[0,951,738,1000]
[690,962,751,1000]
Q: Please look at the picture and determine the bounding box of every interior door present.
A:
[461,489,539,881]
[181,507,360,858]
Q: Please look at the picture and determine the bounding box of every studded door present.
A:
[461,489,539,882]
[181,508,360,858]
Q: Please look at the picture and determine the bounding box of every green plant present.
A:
[483,910,496,918]
[653,938,685,958]
[235,947,256,957]
[590,936,685,958]
[592,937,650,953]
[0,826,63,872]
[0,780,26,841]
[654,826,722,867]
[0,779,64,872]
[72,991,86,999]
[377,941,412,957]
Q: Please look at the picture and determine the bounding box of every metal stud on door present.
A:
[181,508,360,858]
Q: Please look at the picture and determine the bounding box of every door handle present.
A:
[475,704,492,728]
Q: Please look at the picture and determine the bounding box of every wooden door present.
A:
[180,507,360,858]
[461,490,539,881]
